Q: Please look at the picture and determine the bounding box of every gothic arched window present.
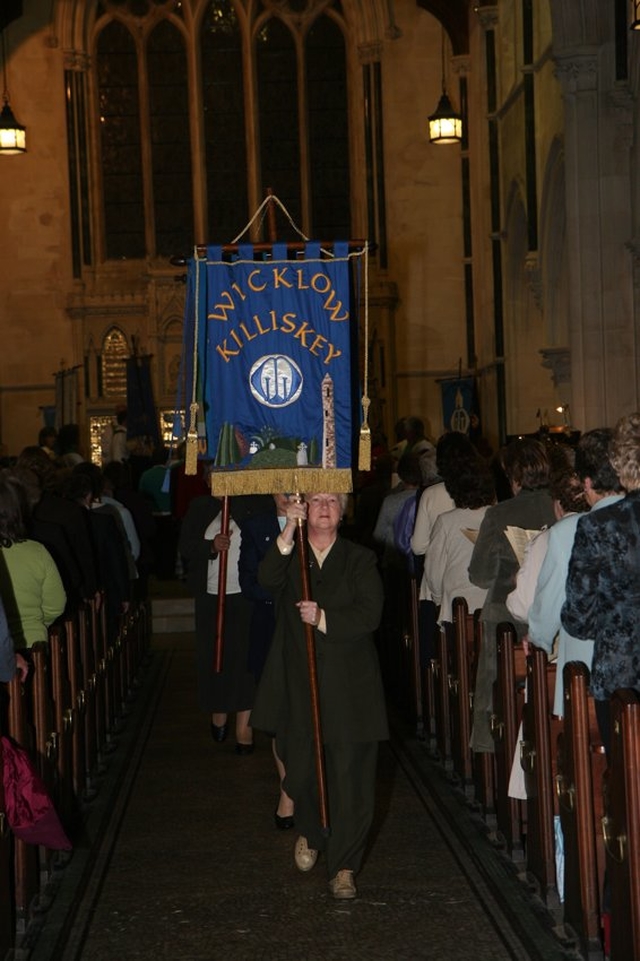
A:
[91,0,351,261]
[101,327,129,397]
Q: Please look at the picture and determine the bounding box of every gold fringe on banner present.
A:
[185,401,199,476]
[210,467,353,498]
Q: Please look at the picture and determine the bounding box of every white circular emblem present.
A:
[249,355,304,408]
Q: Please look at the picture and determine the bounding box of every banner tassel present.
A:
[358,395,371,472]
[185,401,199,475]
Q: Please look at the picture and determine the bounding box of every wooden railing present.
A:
[0,596,150,956]
[395,594,640,961]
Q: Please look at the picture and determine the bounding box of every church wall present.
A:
[0,13,75,456]
[2,0,638,461]
[380,2,466,442]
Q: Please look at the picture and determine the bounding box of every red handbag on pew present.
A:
[0,735,72,850]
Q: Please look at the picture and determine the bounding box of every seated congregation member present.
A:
[505,445,583,625]
[38,426,57,460]
[137,447,180,580]
[561,412,640,757]
[372,451,422,566]
[239,492,295,827]
[372,452,422,676]
[179,488,257,753]
[56,423,85,468]
[410,432,479,660]
[0,473,66,650]
[103,460,156,597]
[16,446,98,605]
[424,453,496,625]
[468,438,555,753]
[73,463,139,585]
[60,472,132,641]
[0,594,28,682]
[251,493,387,901]
[527,429,623,718]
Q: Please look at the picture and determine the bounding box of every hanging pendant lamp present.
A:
[0,28,26,155]
[428,27,462,145]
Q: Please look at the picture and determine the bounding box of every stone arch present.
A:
[54,0,392,55]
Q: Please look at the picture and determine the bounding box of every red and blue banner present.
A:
[183,242,356,493]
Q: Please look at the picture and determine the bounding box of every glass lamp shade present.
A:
[632,1,640,29]
[0,99,26,154]
[428,91,462,144]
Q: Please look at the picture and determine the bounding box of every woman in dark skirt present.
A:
[179,492,257,753]
[251,492,387,900]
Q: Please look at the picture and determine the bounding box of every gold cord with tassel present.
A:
[357,243,371,472]
[358,395,371,471]
[185,401,199,475]
[185,253,201,475]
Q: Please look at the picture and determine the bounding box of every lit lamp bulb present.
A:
[556,404,571,430]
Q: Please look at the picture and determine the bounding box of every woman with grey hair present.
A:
[251,491,387,901]
[562,411,640,755]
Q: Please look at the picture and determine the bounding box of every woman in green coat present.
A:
[251,492,388,901]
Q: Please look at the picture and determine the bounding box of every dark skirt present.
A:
[195,591,255,714]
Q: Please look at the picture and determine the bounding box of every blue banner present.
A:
[185,242,353,472]
[126,355,161,450]
[440,376,478,435]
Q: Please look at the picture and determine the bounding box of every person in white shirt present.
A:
[425,455,495,625]
[109,409,129,463]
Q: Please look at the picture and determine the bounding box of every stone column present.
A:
[554,50,637,427]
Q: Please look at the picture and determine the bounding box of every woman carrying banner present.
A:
[251,492,387,900]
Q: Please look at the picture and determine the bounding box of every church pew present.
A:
[49,626,76,831]
[423,657,438,754]
[433,625,452,770]
[88,596,108,761]
[5,674,39,935]
[0,712,15,957]
[450,598,475,795]
[78,601,100,789]
[408,576,425,740]
[520,646,561,909]
[64,609,88,800]
[491,622,525,860]
[96,593,117,742]
[604,690,640,961]
[30,644,61,890]
[1,595,151,950]
[556,661,606,961]
[470,614,495,823]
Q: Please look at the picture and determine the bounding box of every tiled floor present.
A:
[27,632,576,961]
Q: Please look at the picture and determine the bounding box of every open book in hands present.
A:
[505,526,541,566]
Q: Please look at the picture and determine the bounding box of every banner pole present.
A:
[294,493,330,835]
[213,496,230,674]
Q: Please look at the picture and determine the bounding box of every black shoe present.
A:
[274,811,295,830]
[211,722,228,743]
[235,742,254,756]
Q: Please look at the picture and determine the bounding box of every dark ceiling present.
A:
[0,2,470,54]
[416,0,470,56]
[0,0,23,33]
